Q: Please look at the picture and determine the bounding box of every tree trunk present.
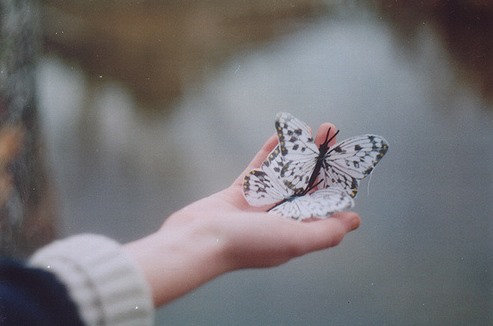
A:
[0,0,57,257]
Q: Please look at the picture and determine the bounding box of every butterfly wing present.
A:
[275,112,319,191]
[269,187,354,220]
[320,134,389,196]
[243,112,320,206]
[243,145,295,206]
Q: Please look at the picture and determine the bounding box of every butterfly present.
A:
[275,112,388,197]
[243,112,388,220]
[243,142,352,220]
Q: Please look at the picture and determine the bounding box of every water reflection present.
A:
[37,2,492,326]
[376,1,493,105]
[41,0,330,109]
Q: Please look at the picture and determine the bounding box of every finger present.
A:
[226,210,361,269]
[314,122,338,147]
[233,133,278,186]
[287,211,361,254]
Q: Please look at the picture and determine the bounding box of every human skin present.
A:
[123,122,361,307]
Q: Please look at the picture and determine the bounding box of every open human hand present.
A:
[124,121,361,306]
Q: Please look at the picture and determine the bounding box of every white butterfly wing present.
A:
[320,134,389,196]
[243,112,320,206]
[243,145,296,206]
[269,187,354,220]
[275,112,319,190]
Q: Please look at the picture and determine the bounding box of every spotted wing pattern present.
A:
[243,112,318,207]
[269,187,354,220]
[243,145,301,206]
[320,135,389,197]
[274,112,319,191]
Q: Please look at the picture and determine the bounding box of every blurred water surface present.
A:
[37,2,492,325]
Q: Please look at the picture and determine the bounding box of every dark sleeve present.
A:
[0,258,85,326]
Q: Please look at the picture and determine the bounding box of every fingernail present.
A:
[350,215,361,231]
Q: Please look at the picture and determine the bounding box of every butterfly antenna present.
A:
[328,128,340,145]
[320,128,340,148]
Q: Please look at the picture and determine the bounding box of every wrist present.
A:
[123,219,228,307]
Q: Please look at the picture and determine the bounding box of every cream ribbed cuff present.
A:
[30,234,154,326]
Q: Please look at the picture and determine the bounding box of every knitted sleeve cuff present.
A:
[29,234,154,326]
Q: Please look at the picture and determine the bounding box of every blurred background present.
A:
[3,0,493,325]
